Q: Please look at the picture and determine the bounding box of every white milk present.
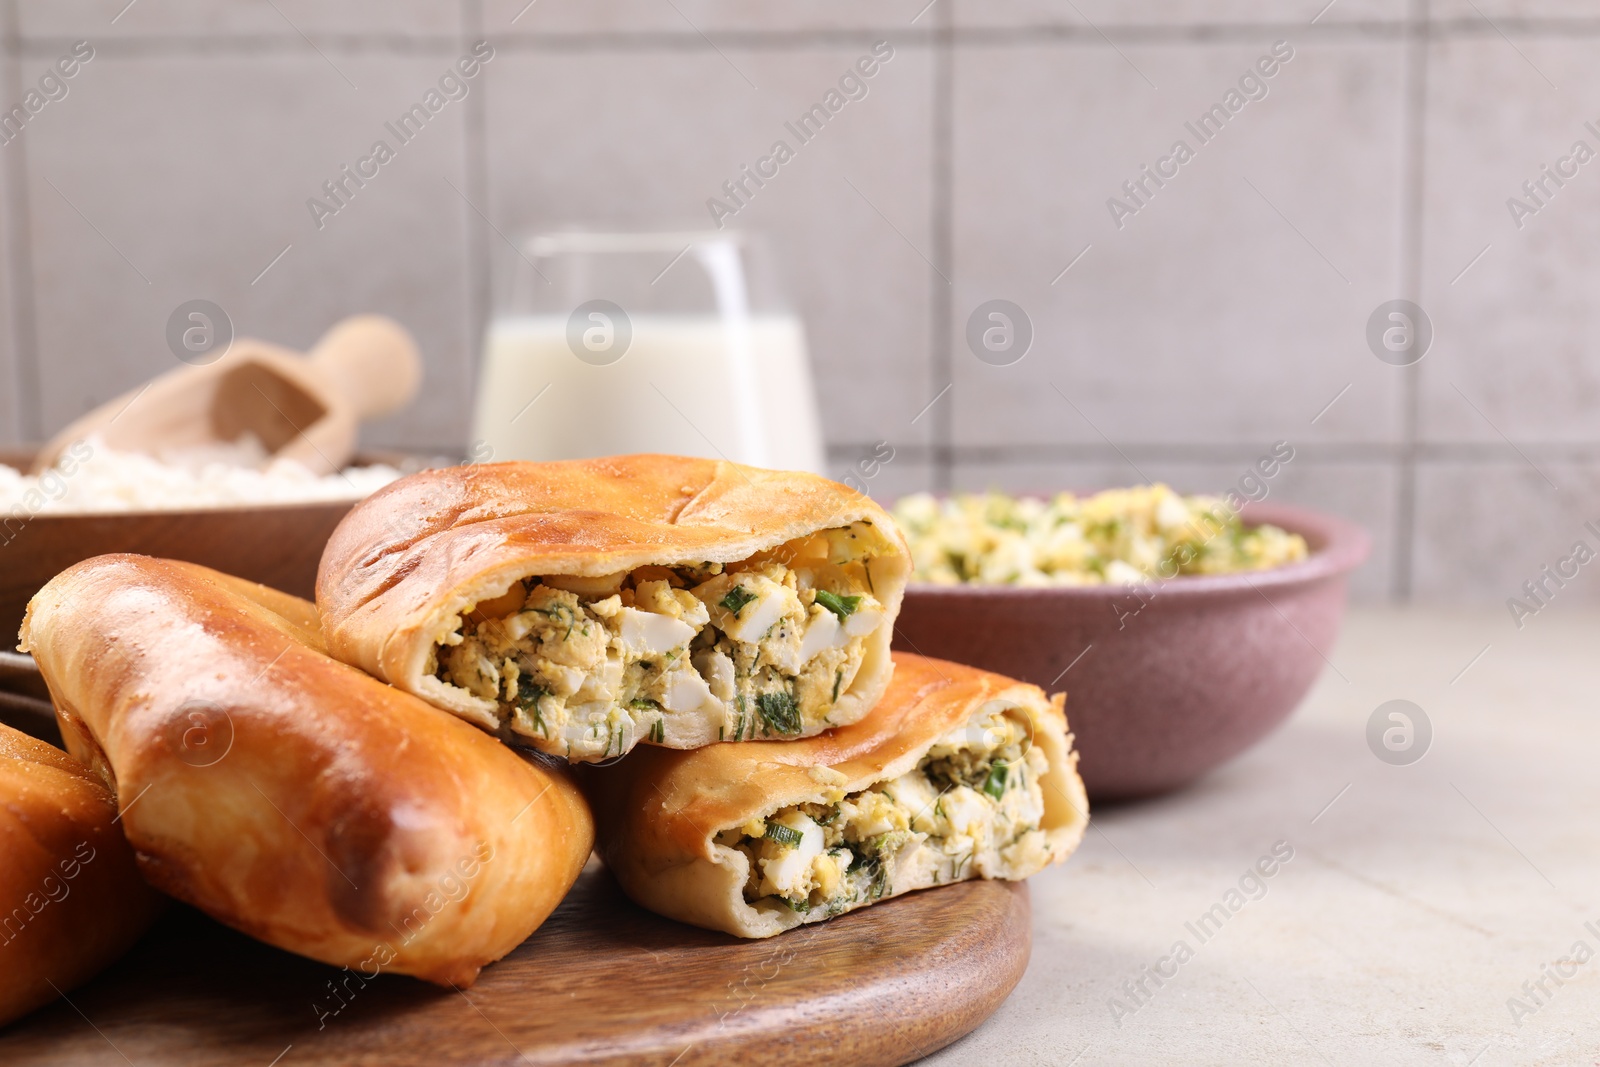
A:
[471,314,825,473]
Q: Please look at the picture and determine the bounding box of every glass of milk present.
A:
[471,230,825,473]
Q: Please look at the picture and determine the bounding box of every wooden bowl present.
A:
[0,450,402,648]
[891,501,1370,801]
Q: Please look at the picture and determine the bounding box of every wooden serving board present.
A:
[0,863,1031,1066]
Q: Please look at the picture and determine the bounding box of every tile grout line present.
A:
[826,441,1600,464]
[929,3,954,492]
[460,0,491,420]
[1393,0,1431,603]
[0,0,42,444]
[18,19,1600,58]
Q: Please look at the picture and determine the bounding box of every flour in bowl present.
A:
[0,436,402,513]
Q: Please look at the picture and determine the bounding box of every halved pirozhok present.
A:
[582,651,1089,937]
[317,455,911,762]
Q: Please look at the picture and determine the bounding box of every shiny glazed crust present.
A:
[0,722,163,1026]
[18,555,594,987]
[313,455,911,742]
[582,652,1089,938]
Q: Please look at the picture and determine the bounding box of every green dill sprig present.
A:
[755,690,803,736]
[864,857,890,900]
[857,830,910,900]
[531,602,578,640]
[515,676,548,735]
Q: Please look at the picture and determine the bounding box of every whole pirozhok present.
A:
[21,555,592,987]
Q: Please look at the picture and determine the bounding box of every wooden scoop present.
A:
[31,315,422,476]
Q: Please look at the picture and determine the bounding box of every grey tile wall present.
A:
[0,7,18,444]
[481,40,937,450]
[950,0,1406,28]
[17,1,459,38]
[948,36,1406,451]
[0,0,1595,603]
[1412,461,1600,607]
[22,48,478,446]
[1417,33,1600,447]
[482,0,932,34]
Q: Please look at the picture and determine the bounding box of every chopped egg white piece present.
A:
[797,606,843,662]
[758,812,824,896]
[616,607,696,658]
[704,575,799,643]
[661,670,719,715]
[842,605,882,638]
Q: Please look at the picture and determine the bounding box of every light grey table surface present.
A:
[926,605,1600,1067]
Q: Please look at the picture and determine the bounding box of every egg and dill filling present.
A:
[431,521,894,761]
[892,484,1308,587]
[718,705,1049,919]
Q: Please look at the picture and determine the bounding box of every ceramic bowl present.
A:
[0,450,416,646]
[0,501,356,647]
[891,501,1370,801]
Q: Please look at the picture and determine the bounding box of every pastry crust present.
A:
[583,652,1089,938]
[19,555,593,987]
[0,722,163,1026]
[314,455,911,755]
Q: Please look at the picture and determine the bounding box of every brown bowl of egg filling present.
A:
[888,486,1370,801]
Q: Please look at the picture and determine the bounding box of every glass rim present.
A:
[524,230,749,258]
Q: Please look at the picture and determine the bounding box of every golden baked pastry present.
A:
[19,555,593,987]
[0,721,162,1026]
[583,652,1088,938]
[317,456,911,762]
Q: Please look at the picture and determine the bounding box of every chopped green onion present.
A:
[764,822,803,848]
[813,589,861,621]
[649,718,665,744]
[720,584,758,617]
[755,690,803,736]
[954,846,974,880]
[981,762,1009,801]
[831,669,844,703]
